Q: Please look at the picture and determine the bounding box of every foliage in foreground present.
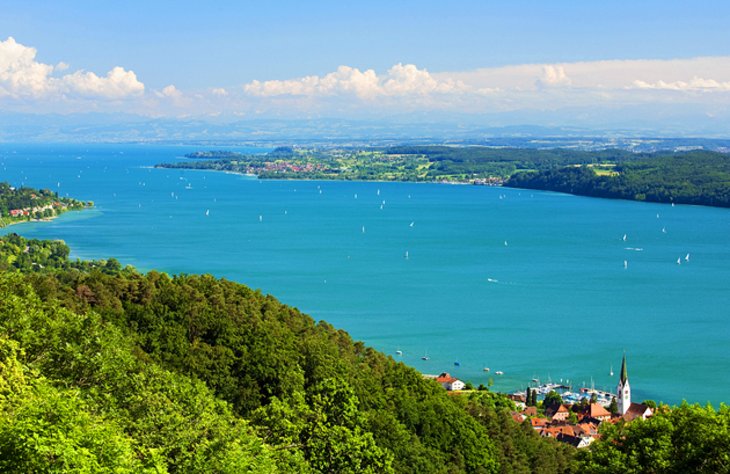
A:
[0,234,576,473]
[3,233,730,473]
[578,404,730,473]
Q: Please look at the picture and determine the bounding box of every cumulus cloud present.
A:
[244,63,465,99]
[537,65,571,87]
[0,36,144,100]
[63,66,144,98]
[210,87,228,96]
[156,84,182,98]
[631,77,730,92]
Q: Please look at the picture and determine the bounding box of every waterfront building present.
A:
[616,354,631,415]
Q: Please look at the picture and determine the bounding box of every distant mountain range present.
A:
[0,113,729,152]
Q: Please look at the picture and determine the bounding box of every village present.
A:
[0,183,91,228]
[427,355,654,448]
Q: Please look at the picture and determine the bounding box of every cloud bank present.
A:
[244,63,466,99]
[0,36,143,101]
[2,35,730,132]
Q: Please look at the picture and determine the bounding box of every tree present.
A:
[543,391,563,411]
[608,397,618,415]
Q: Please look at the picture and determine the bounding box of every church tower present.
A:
[616,353,631,415]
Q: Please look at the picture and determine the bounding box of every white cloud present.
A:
[0,36,55,97]
[210,87,228,96]
[63,66,144,98]
[156,84,182,99]
[0,36,144,100]
[631,77,730,92]
[441,57,730,93]
[243,63,465,99]
[537,65,571,87]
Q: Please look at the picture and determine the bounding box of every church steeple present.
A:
[617,353,631,415]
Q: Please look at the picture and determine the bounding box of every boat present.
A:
[404,251,409,259]
[677,257,681,265]
[685,253,690,262]
[421,351,429,361]
[483,367,490,372]
[409,221,415,227]
[495,371,504,375]
[454,361,460,367]
[609,365,614,377]
[622,234,627,242]
[504,240,508,247]
[395,350,403,356]
[205,209,209,216]
[623,260,628,269]
[361,225,366,234]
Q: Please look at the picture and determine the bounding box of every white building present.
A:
[616,354,631,415]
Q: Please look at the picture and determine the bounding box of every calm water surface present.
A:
[2,144,729,405]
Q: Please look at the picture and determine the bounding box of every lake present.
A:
[2,143,729,405]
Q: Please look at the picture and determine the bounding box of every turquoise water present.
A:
[2,143,729,405]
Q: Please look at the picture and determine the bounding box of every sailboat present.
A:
[609,365,614,377]
[404,251,409,259]
[421,351,430,361]
[623,260,628,270]
[685,253,690,262]
[205,209,210,216]
[677,257,681,265]
[395,349,403,356]
[622,234,627,242]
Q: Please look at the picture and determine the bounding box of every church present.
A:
[616,354,654,421]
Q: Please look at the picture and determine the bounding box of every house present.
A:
[435,372,466,391]
[510,412,526,423]
[557,433,594,448]
[582,403,612,422]
[530,417,549,429]
[548,404,571,422]
[574,422,600,438]
[622,403,653,422]
[522,406,538,417]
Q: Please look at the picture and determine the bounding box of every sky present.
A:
[1,0,730,133]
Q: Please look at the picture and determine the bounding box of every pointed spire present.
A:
[620,353,628,384]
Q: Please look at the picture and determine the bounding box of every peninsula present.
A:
[0,182,92,228]
[157,146,730,208]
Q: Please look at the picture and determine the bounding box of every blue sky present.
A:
[1,1,730,132]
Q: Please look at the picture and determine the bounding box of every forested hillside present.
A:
[0,234,575,473]
[505,151,730,207]
[2,234,729,472]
